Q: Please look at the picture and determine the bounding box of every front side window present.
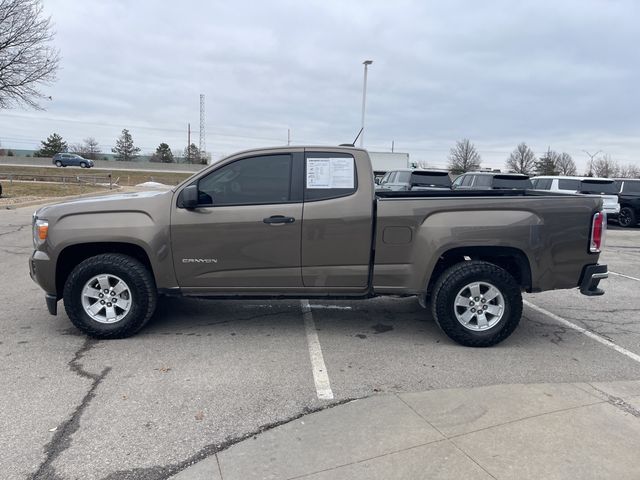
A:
[395,171,411,183]
[461,175,473,186]
[197,154,292,206]
[623,180,640,193]
[474,175,492,187]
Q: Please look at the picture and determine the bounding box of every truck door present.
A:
[171,151,304,290]
[301,150,374,290]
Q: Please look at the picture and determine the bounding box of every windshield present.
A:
[579,180,618,194]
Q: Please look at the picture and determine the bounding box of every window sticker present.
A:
[306,157,355,189]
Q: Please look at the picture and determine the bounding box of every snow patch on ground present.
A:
[135,181,172,189]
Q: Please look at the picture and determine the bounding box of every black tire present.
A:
[80,162,87,168]
[431,261,522,347]
[55,160,63,167]
[63,254,157,339]
[618,207,637,228]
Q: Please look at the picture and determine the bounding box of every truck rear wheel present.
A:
[431,261,522,347]
[63,254,157,339]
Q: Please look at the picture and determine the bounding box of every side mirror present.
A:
[374,178,380,185]
[182,184,198,209]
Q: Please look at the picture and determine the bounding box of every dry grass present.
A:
[0,165,193,187]
[0,181,109,205]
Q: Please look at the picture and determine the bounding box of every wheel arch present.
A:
[427,246,532,295]
[56,242,153,298]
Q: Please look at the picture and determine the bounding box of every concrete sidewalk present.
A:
[172,381,640,480]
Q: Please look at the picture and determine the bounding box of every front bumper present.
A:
[579,264,608,296]
[30,250,58,315]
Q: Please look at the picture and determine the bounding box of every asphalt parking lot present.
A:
[1,203,639,480]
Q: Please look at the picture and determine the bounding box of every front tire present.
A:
[55,160,62,167]
[431,261,522,347]
[618,207,637,228]
[63,254,157,338]
[80,162,87,168]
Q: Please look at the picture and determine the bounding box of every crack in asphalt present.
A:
[100,397,361,480]
[0,224,27,237]
[588,384,640,418]
[30,338,111,480]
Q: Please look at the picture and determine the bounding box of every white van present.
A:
[530,176,620,216]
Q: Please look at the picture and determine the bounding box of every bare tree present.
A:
[619,163,640,178]
[556,152,577,176]
[69,137,101,159]
[506,142,536,174]
[593,155,619,178]
[448,138,481,174]
[0,0,60,109]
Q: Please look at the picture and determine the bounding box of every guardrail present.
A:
[0,172,117,189]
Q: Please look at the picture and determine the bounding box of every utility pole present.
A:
[187,123,191,164]
[583,149,602,177]
[287,128,291,146]
[391,140,395,152]
[360,60,373,148]
[199,94,206,164]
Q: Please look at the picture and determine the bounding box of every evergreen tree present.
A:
[111,129,141,161]
[534,148,560,175]
[183,143,201,164]
[35,133,67,157]
[151,143,174,163]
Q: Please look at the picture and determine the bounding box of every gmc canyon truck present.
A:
[30,146,608,347]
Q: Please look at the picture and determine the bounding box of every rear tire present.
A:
[431,261,522,347]
[63,254,157,339]
[618,207,637,228]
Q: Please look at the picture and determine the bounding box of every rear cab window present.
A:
[304,152,357,201]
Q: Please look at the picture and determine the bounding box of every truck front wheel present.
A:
[63,254,157,338]
[431,261,522,347]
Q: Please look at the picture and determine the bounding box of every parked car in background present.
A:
[52,153,94,168]
[530,176,620,218]
[376,169,451,191]
[451,172,533,190]
[613,178,640,228]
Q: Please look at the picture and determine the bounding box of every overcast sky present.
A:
[1,0,639,169]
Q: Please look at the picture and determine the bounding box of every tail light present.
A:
[590,212,606,253]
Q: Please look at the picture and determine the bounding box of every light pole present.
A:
[360,60,373,148]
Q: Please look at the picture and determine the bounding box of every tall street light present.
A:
[360,60,373,148]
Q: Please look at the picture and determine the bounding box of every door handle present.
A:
[263,215,295,225]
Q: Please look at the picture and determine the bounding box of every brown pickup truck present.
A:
[30,146,608,347]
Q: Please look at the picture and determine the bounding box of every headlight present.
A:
[33,218,48,248]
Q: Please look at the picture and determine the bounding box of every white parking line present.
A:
[301,300,334,400]
[524,300,640,364]
[610,271,640,283]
